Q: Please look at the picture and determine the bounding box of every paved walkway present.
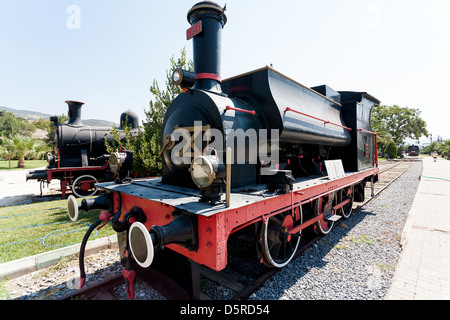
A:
[386,156,450,300]
[0,168,60,207]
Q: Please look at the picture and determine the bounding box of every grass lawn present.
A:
[0,198,116,263]
[0,159,48,170]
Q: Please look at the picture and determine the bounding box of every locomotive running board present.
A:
[96,167,378,219]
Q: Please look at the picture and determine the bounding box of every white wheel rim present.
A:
[72,175,98,198]
[262,209,302,268]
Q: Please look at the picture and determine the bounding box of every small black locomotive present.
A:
[67,1,380,299]
[407,145,420,156]
[27,100,139,197]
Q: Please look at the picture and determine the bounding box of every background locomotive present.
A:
[27,100,139,197]
[407,145,420,156]
[67,1,380,299]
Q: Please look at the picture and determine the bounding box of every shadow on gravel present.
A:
[222,205,378,300]
[269,207,376,297]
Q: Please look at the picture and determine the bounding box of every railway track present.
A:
[365,160,414,202]
[60,159,414,301]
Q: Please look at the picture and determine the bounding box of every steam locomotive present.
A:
[67,1,380,299]
[407,145,420,156]
[26,100,139,197]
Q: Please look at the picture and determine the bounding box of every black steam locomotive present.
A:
[27,100,139,197]
[407,145,420,156]
[67,1,380,299]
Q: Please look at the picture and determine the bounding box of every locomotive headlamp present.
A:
[190,155,216,188]
[171,68,197,88]
[172,69,182,85]
[190,153,226,204]
[109,151,126,174]
[109,150,134,183]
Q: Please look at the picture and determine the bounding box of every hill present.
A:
[0,106,116,127]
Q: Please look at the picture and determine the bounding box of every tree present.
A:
[0,135,50,168]
[105,115,138,162]
[443,140,450,160]
[385,140,398,159]
[371,105,428,153]
[0,111,36,138]
[105,47,193,176]
[424,140,450,159]
[136,47,193,176]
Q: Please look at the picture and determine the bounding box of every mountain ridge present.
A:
[0,105,116,127]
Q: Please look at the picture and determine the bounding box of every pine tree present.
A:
[135,47,193,176]
[106,47,193,177]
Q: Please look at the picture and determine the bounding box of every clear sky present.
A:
[1,0,449,140]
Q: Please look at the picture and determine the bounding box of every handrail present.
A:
[357,128,376,135]
[225,105,256,115]
[284,107,352,131]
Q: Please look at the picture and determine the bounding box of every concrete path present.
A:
[386,156,450,299]
[0,168,60,207]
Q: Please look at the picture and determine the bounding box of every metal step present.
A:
[326,215,342,222]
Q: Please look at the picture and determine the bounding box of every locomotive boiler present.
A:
[67,1,380,299]
[26,100,139,197]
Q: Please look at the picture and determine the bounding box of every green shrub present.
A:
[385,140,398,159]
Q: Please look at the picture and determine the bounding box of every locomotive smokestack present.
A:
[187,1,227,92]
[65,100,84,126]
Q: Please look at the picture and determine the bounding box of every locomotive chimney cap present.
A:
[187,1,227,26]
[65,100,85,105]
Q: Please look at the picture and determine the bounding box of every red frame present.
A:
[115,166,378,271]
[44,162,109,197]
